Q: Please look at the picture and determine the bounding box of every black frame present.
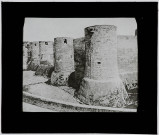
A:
[2,2,157,133]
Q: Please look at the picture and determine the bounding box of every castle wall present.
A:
[73,37,85,72]
[117,35,138,73]
[23,33,138,91]
[73,37,86,88]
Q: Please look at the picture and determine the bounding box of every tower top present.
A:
[85,25,117,30]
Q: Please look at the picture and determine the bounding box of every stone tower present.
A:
[30,41,40,65]
[39,41,54,66]
[51,37,74,86]
[76,25,128,107]
[23,42,28,70]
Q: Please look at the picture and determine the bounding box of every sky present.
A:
[23,18,137,41]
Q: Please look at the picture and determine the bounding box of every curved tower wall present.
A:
[76,25,128,107]
[84,25,119,80]
[29,41,40,65]
[23,42,28,70]
[30,41,40,60]
[39,41,54,66]
[51,37,74,86]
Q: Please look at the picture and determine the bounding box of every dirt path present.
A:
[23,102,57,112]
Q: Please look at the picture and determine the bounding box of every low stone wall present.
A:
[23,92,137,112]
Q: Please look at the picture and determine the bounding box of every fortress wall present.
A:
[73,37,86,87]
[117,35,138,73]
[23,34,138,91]
[117,36,138,92]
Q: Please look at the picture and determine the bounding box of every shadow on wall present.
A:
[68,38,86,90]
[68,71,85,90]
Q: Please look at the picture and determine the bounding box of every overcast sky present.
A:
[23,18,137,41]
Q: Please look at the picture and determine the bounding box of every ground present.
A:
[23,71,137,112]
[23,102,57,112]
[23,71,82,112]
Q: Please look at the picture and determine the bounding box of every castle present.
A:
[23,25,138,108]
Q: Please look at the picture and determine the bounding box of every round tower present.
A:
[39,41,54,66]
[30,41,40,65]
[51,37,74,86]
[76,25,128,107]
[23,42,28,70]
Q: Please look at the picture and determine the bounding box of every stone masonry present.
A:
[30,41,40,65]
[23,42,28,70]
[26,41,40,71]
[39,41,54,66]
[75,25,129,107]
[51,37,75,86]
[30,41,40,60]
